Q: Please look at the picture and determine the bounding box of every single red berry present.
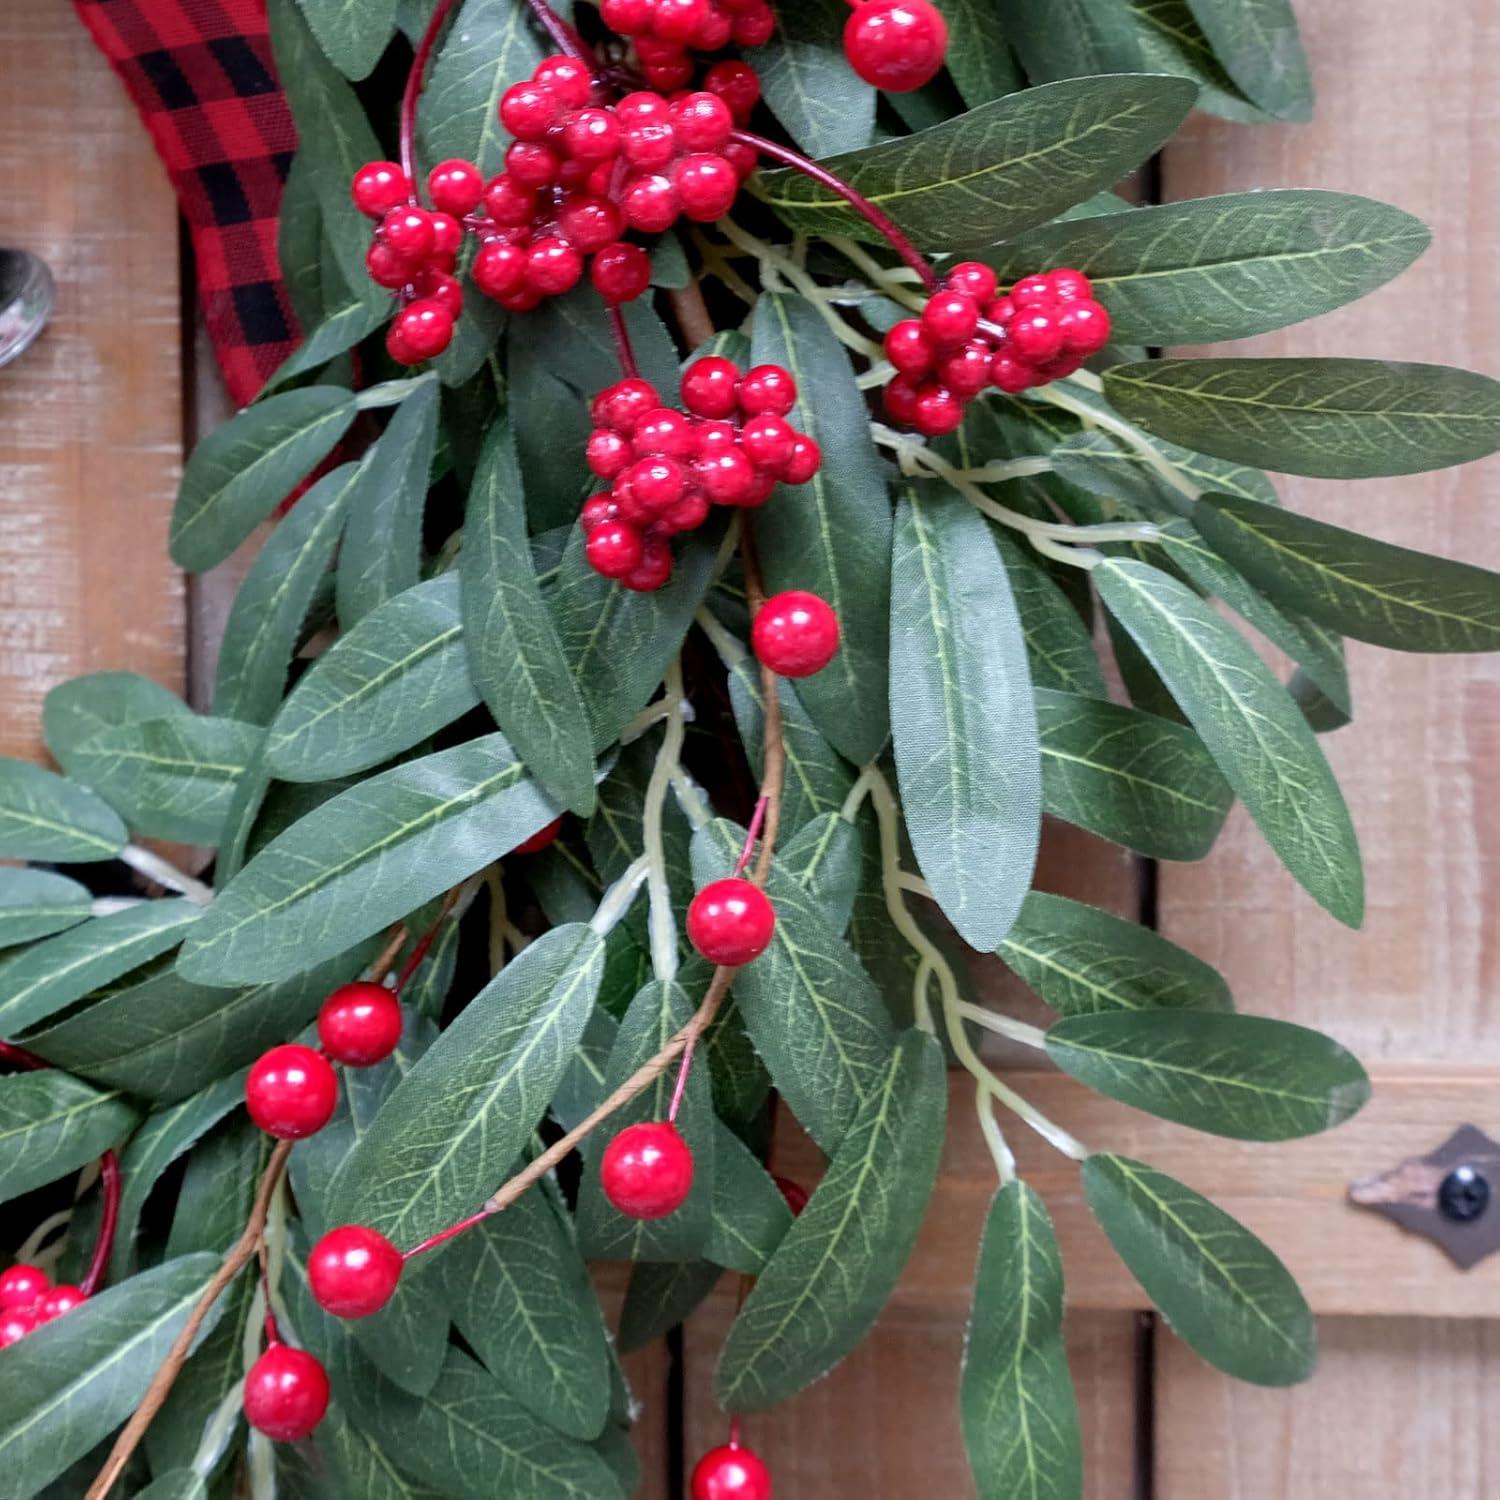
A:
[691,1442,774,1500]
[938,340,993,399]
[243,1343,330,1442]
[593,377,662,433]
[246,1045,338,1140]
[687,878,776,966]
[990,352,1039,395]
[535,54,595,109]
[675,154,739,223]
[947,260,998,303]
[885,320,935,376]
[588,428,633,479]
[308,1226,404,1319]
[682,356,743,419]
[739,414,797,472]
[411,268,464,318]
[351,161,411,217]
[601,1121,695,1218]
[558,195,624,253]
[752,590,841,678]
[737,364,798,417]
[483,173,537,227]
[527,238,585,295]
[697,446,758,505]
[622,173,681,234]
[0,1265,49,1310]
[921,290,979,345]
[985,294,1017,325]
[672,92,734,151]
[621,456,689,514]
[655,0,710,41]
[318,982,403,1068]
[884,373,923,425]
[473,239,529,299]
[782,435,822,485]
[622,535,674,592]
[1034,352,1085,384]
[515,816,564,855]
[496,284,545,313]
[36,1285,87,1322]
[705,60,762,123]
[1057,298,1111,354]
[587,520,648,579]
[379,207,436,263]
[731,4,775,47]
[618,89,673,127]
[601,0,654,31]
[657,489,711,534]
[592,242,653,304]
[693,7,734,50]
[724,140,761,182]
[1009,308,1065,363]
[913,382,966,436]
[1046,267,1093,302]
[774,1176,809,1216]
[389,300,455,364]
[427,158,484,216]
[500,81,561,141]
[580,493,619,531]
[633,407,698,459]
[0,1308,39,1349]
[623,119,680,170]
[644,56,696,91]
[365,240,413,290]
[694,418,739,457]
[427,212,463,270]
[563,107,623,162]
[506,139,562,188]
[844,0,949,91]
[1011,274,1054,307]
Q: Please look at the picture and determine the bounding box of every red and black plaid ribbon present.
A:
[73,0,301,405]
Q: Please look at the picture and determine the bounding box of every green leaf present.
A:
[43,672,190,781]
[0,1253,221,1500]
[1183,0,1312,120]
[266,292,386,390]
[1196,493,1500,654]
[760,75,1196,251]
[778,810,862,933]
[1096,559,1362,924]
[0,1072,139,1205]
[295,0,397,79]
[418,0,543,178]
[169,385,355,573]
[462,419,597,814]
[692,820,896,1156]
[66,714,263,845]
[933,0,1023,106]
[0,900,202,1038]
[891,482,1040,950]
[1002,0,1144,80]
[0,758,127,863]
[438,1187,613,1440]
[316,1405,446,1500]
[1103,359,1500,479]
[1049,1010,1370,1140]
[618,1260,723,1354]
[999,890,1232,1016]
[960,1183,1083,1500]
[213,460,357,725]
[267,575,479,781]
[179,734,559,986]
[992,529,1108,697]
[337,377,441,625]
[134,1471,207,1500]
[752,292,892,764]
[0,868,91,948]
[716,1031,946,1410]
[758,0,875,157]
[576,980,715,1263]
[982,192,1429,344]
[279,155,326,330]
[1124,0,1267,122]
[1083,1153,1315,1384]
[705,1121,794,1275]
[330,925,604,1245]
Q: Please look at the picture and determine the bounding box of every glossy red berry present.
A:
[623,535,675,592]
[593,378,662,433]
[318,982,403,1068]
[602,0,655,32]
[535,54,595,108]
[352,161,411,217]
[739,414,797,473]
[526,237,585,295]
[1009,308,1064,363]
[243,1343,330,1442]
[844,0,949,92]
[564,107,623,162]
[884,373,923,425]
[36,1285,86,1321]
[587,520,648,579]
[633,406,698,459]
[588,428,633,479]
[515,816,564,855]
[308,1226,404,1319]
[774,1176,809,1216]
[672,92,734,151]
[782,435,823,485]
[0,1265,48,1310]
[691,1442,774,1500]
[1011,274,1053,307]
[705,60,762,123]
[922,290,979,345]
[697,445,758,505]
[411,268,464,319]
[506,139,562,188]
[990,352,1039,395]
[601,1121,695,1219]
[245,1045,338,1140]
[623,173,681,234]
[732,5,775,47]
[500,81,561,141]
[1057,298,1111,354]
[389,300,455,364]
[682,356,743,419]
[427,212,463,270]
[592,242,653,304]
[427,158,484,216]
[737,364,797,417]
[473,239,529,299]
[947,260,998,303]
[885,320,934,375]
[0,1307,39,1349]
[1046,267,1093,302]
[557,196,624,253]
[483,174,537,226]
[687,879,776,966]
[378,207,436,262]
[676,154,739,222]
[914,382,965,436]
[939,340,993,399]
[620,457,689,518]
[580,493,619,531]
[752,590,841,678]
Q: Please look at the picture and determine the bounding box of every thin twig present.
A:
[669,280,718,349]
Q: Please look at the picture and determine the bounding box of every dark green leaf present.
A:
[1049,1010,1370,1139]
[266,292,386,390]
[1050,428,1280,518]
[1097,559,1362,922]
[0,1072,139,1205]
[618,1260,723,1354]
[752,292,892,763]
[0,869,91,948]
[760,75,1196,251]
[43,672,190,780]
[267,575,479,781]
[1002,0,1144,80]
[330,925,604,1244]
[0,758,127,863]
[1083,1153,1315,1384]
[296,0,397,79]
[1183,0,1312,120]
[960,1183,1083,1500]
[716,1032,946,1410]
[278,155,326,331]
[933,0,1023,106]
[891,482,1040,949]
[316,1405,446,1500]
[778,810,861,933]
[705,1121,794,1275]
[991,529,1108,697]
[758,0,875,157]
[1125,0,1266,122]
[1103,359,1500,479]
[462,419,597,813]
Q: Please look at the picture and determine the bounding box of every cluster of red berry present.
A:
[0,1264,87,1349]
[580,357,822,591]
[883,263,1113,436]
[600,0,776,88]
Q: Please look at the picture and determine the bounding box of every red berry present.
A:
[0,1308,38,1349]
[618,89,673,127]
[35,1284,86,1322]
[1046,267,1093,302]
[752,590,841,678]
[593,378,661,433]
[990,352,1038,395]
[246,1045,338,1139]
[580,493,619,531]
[724,140,761,182]
[563,107,623,162]
[308,1226,404,1319]
[732,5,775,47]
[884,373,922,425]
[483,174,537,227]
[500,81,560,141]
[427,212,463,270]
[655,0,710,40]
[947,260,998,303]
[622,536,674,592]
[737,364,797,417]
[411,268,464,318]
[427,158,484,216]
[1057,298,1111,355]
[621,456,689,514]
[739,414,797,472]
[985,294,1017,325]
[1009,308,1064,363]
[697,446,758,505]
[558,195,624,253]
[623,119,680,170]
[693,8,734,49]
[587,521,648,579]
[687,878,776,966]
[515,816,564,855]
[622,173,681,233]
[705,60,762,123]
[783,435,822,485]
[351,161,411,218]
[527,237,585,295]
[1011,274,1054,307]
[644,56,696,91]
[938,340,993,399]
[389,300,455,364]
[473,239,529,299]
[588,428,633,479]
[691,1443,774,1500]
[844,0,948,91]
[602,0,654,33]
[633,407,698,459]
[682,356,743,419]
[243,1343,330,1442]
[921,290,978,345]
[318,982,403,1068]
[506,139,562,188]
[885,320,934,375]
[672,92,734,151]
[592,242,653,304]
[379,207,435,262]
[0,1265,49,1310]
[535,54,595,109]
[774,1176,809,1216]
[601,1121,695,1218]
[365,240,413,290]
[914,382,966,436]
[658,489,711,534]
[675,154,739,222]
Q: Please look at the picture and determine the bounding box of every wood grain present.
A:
[0,0,184,761]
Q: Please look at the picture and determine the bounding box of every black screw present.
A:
[1438,1165,1490,1224]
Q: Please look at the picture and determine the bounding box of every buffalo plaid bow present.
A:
[73,0,301,404]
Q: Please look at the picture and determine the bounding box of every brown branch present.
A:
[669,281,717,351]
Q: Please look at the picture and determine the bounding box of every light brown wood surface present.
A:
[0,0,184,760]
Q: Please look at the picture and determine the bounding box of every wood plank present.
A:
[0,0,184,762]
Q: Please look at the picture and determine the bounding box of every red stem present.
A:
[731,129,940,292]
[403,1206,494,1260]
[400,0,461,192]
[523,0,591,59]
[607,304,641,380]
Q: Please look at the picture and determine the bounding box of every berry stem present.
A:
[393,885,464,994]
[606,304,641,380]
[399,0,461,193]
[731,129,939,292]
[522,0,592,60]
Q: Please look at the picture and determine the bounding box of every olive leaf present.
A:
[0,1071,140,1206]
[758,0,875,157]
[0,757,127,863]
[0,868,91,948]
